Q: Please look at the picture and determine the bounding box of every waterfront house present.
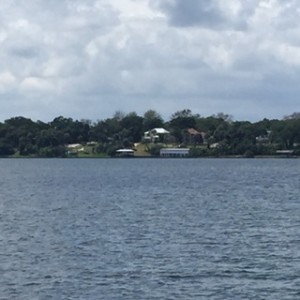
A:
[276,150,294,157]
[160,148,190,157]
[116,149,135,157]
[66,143,84,155]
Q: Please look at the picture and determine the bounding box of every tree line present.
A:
[1,109,300,157]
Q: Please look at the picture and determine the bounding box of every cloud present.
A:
[0,71,16,94]
[0,0,300,122]
[151,0,259,30]
[20,77,55,92]
[154,0,227,28]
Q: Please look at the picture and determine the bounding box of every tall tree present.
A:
[120,112,144,143]
[143,109,164,131]
[169,109,198,143]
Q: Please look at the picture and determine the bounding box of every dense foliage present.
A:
[1,110,300,157]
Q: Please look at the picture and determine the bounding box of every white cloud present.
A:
[0,71,16,85]
[20,77,55,92]
[277,44,300,66]
[0,71,16,93]
[110,0,160,18]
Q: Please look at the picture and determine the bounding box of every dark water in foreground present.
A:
[0,158,299,299]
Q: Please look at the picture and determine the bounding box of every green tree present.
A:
[120,112,144,143]
[143,109,164,131]
[169,109,199,143]
[0,141,15,156]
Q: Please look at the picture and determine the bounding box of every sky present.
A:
[1,0,300,122]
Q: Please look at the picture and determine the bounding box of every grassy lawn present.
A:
[133,143,151,157]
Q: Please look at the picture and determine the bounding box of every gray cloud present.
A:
[157,0,226,28]
[152,0,258,30]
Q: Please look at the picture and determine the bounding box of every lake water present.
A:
[0,158,299,299]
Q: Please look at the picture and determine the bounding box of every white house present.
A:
[144,128,170,143]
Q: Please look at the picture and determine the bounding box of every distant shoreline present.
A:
[1,155,299,159]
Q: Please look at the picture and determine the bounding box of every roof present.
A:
[67,143,82,149]
[151,128,170,134]
[116,149,134,153]
[188,128,201,135]
[276,150,294,154]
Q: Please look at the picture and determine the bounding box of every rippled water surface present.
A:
[0,158,300,299]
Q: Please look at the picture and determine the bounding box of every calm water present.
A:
[0,158,300,299]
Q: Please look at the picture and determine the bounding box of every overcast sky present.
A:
[1,0,300,122]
